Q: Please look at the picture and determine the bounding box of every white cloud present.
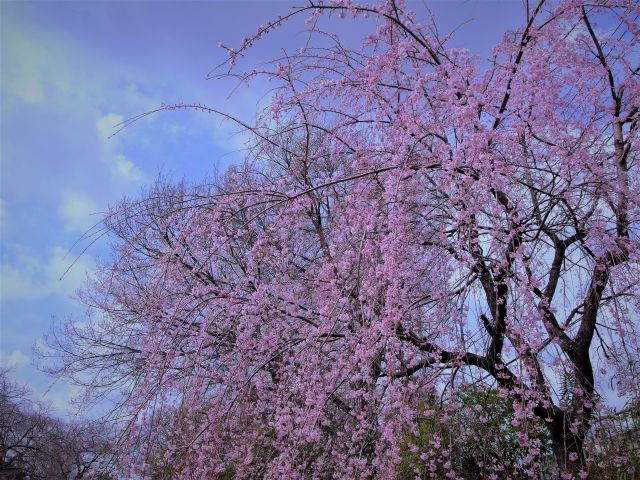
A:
[95,114,144,181]
[95,113,124,140]
[2,21,75,108]
[45,382,83,413]
[114,153,142,181]
[58,193,101,232]
[0,349,30,368]
[3,19,151,193]
[162,122,187,137]
[3,38,45,105]
[0,246,92,302]
[33,338,54,357]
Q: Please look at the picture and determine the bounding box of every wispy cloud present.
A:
[114,154,142,181]
[0,246,92,303]
[0,0,299,414]
[0,349,30,368]
[95,113,124,140]
[58,192,102,233]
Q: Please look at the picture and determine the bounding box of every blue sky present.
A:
[0,0,525,414]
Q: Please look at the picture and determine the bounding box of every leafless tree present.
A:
[0,370,115,480]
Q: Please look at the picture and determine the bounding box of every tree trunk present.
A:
[548,411,587,476]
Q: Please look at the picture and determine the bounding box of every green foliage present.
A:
[397,387,553,479]
[218,463,236,480]
[586,402,640,479]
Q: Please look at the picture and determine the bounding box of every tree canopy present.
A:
[41,1,639,478]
